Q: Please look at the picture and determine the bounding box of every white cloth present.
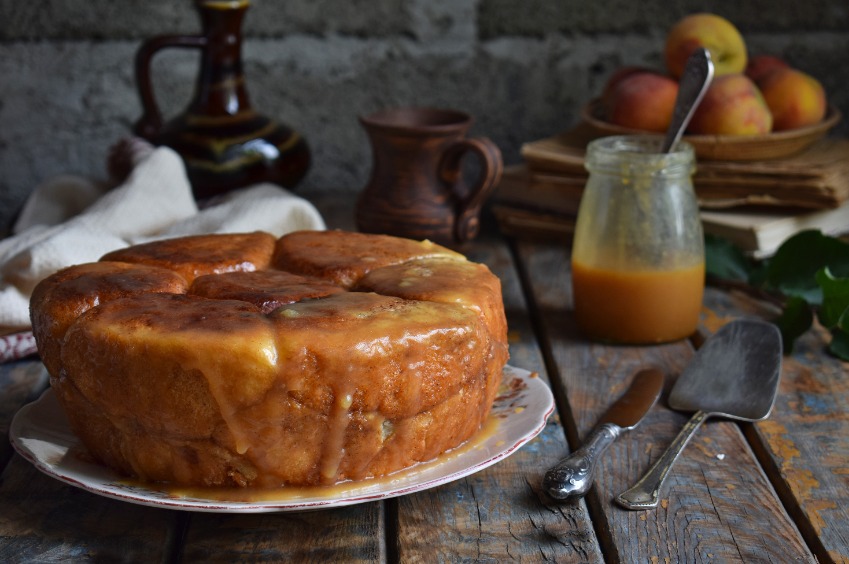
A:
[0,142,325,330]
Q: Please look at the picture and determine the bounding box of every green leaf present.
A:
[766,230,849,305]
[774,295,814,354]
[828,299,849,359]
[704,234,753,282]
[703,231,849,357]
[747,260,770,288]
[827,328,849,361]
[815,267,849,329]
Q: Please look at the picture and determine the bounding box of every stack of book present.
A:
[492,123,849,256]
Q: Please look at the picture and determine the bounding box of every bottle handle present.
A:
[439,137,503,243]
[133,35,208,139]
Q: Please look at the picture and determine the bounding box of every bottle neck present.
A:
[191,1,252,116]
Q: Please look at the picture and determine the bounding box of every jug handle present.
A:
[440,137,503,243]
[133,35,208,140]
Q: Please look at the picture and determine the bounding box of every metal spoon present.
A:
[661,47,715,153]
[616,319,782,510]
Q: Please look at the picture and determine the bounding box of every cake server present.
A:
[544,368,664,501]
[616,319,782,510]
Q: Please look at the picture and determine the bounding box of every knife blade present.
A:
[543,368,664,501]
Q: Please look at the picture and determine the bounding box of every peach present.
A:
[757,67,826,130]
[745,54,789,84]
[665,13,747,79]
[600,66,656,111]
[605,71,679,133]
[688,74,772,135]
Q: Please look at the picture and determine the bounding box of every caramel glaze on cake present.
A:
[30,230,509,488]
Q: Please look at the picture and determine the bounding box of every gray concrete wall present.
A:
[2,0,848,233]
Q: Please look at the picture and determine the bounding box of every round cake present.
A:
[30,230,509,488]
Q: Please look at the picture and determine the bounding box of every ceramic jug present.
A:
[356,107,502,245]
[133,0,310,201]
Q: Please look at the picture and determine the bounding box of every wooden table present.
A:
[1,195,847,562]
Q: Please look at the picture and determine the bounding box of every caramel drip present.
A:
[190,350,278,458]
[132,412,501,504]
[319,379,356,483]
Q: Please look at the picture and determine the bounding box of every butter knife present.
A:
[544,368,664,501]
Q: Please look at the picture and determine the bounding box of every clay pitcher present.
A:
[356,107,502,244]
[133,0,310,201]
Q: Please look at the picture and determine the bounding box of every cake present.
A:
[30,230,509,488]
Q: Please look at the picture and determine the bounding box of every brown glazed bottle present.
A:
[134,0,310,201]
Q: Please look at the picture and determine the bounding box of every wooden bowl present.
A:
[581,99,842,161]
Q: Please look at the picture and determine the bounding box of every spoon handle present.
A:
[616,410,711,510]
[661,48,714,153]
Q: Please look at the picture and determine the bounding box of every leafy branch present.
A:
[705,230,849,359]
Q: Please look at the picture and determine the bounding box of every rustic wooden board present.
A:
[181,506,384,562]
[0,455,177,561]
[394,422,600,562]
[0,360,176,561]
[514,241,814,562]
[6,189,839,560]
[703,286,849,563]
[394,237,603,562]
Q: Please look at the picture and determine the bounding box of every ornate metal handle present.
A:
[543,422,621,501]
[616,410,711,510]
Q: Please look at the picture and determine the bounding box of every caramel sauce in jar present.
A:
[571,136,704,344]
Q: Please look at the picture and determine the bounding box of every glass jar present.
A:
[571,136,704,344]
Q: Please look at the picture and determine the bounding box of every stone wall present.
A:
[2,0,848,233]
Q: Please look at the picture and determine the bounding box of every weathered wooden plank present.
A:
[704,286,849,563]
[181,505,385,562]
[394,237,603,562]
[0,455,177,562]
[394,419,600,562]
[515,240,814,562]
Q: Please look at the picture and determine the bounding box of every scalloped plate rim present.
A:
[10,364,553,513]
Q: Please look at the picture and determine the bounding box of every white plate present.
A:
[10,365,553,513]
